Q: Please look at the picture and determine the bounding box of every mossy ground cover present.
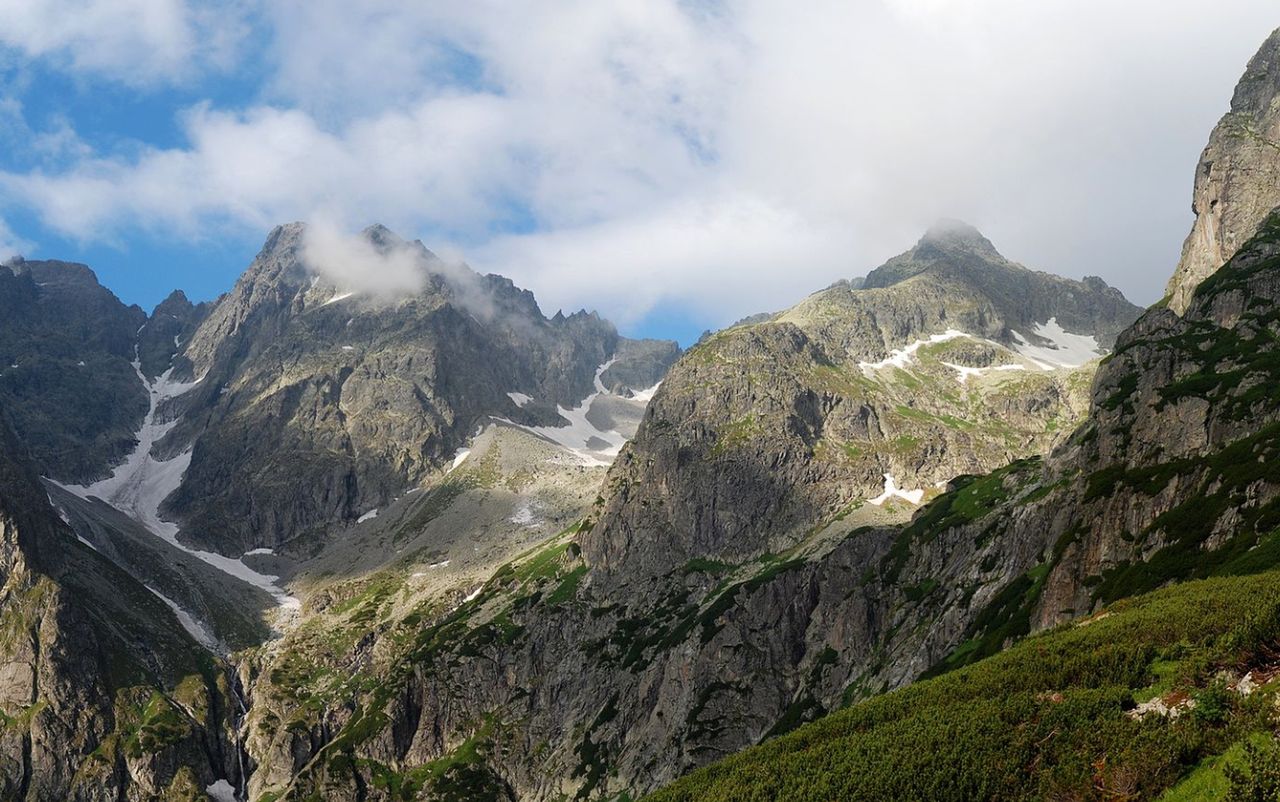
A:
[1158,732,1275,801]
[647,570,1280,802]
[274,522,595,797]
[879,457,1040,584]
[1084,422,1280,605]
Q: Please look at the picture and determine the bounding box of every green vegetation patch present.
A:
[879,458,1041,584]
[647,570,1280,802]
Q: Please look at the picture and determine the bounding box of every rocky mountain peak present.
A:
[1165,26,1280,314]
[361,222,401,246]
[25,259,108,289]
[1229,27,1280,113]
[862,220,1008,290]
[152,289,194,316]
[919,218,999,254]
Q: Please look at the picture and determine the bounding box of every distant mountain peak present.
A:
[361,222,405,251]
[862,221,1008,290]
[918,219,1000,256]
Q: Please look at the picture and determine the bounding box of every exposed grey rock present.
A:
[599,338,680,394]
[581,224,1137,581]
[863,219,1137,345]
[1166,27,1280,313]
[0,413,239,801]
[137,290,209,380]
[163,223,680,556]
[235,224,1141,802]
[0,261,148,483]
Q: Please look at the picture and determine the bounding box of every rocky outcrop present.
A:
[864,220,1136,344]
[0,260,148,483]
[159,223,679,556]
[1166,27,1280,314]
[230,225,1142,801]
[1033,209,1280,625]
[0,415,238,801]
[137,290,209,380]
[580,224,1137,581]
[599,338,680,394]
[848,207,1280,685]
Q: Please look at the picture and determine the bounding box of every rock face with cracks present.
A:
[9,30,1280,802]
[1166,27,1280,314]
[163,223,678,556]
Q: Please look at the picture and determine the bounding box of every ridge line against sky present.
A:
[0,0,1276,345]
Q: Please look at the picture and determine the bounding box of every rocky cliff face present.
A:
[0,412,241,802]
[1166,27,1280,314]
[581,223,1137,581]
[223,224,1143,802]
[161,223,678,557]
[822,211,1280,698]
[9,28,1280,800]
[0,223,688,799]
[243,197,1280,800]
[1031,209,1280,626]
[863,220,1136,344]
[0,260,149,483]
[137,291,209,381]
[137,222,680,557]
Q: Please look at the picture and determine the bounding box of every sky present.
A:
[0,1,1277,346]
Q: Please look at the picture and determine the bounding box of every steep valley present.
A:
[0,210,1141,801]
[2,23,1280,802]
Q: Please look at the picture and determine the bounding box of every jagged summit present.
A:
[361,221,401,246]
[918,218,1000,254]
[841,223,1138,348]
[143,220,682,555]
[1166,26,1280,314]
[863,221,1010,290]
[23,258,108,289]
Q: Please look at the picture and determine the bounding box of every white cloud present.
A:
[0,0,249,84]
[0,216,29,260]
[476,194,849,326]
[0,0,1278,329]
[302,220,425,298]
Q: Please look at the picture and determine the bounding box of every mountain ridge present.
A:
[3,26,1279,800]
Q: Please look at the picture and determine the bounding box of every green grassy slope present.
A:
[647,570,1280,802]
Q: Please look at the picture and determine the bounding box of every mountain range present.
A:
[0,24,1278,802]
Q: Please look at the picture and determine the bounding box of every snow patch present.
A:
[497,359,627,466]
[243,548,274,556]
[340,345,355,351]
[867,473,924,506]
[322,291,354,306]
[1010,318,1102,369]
[206,780,238,802]
[55,356,300,614]
[507,391,533,407]
[449,448,471,472]
[941,362,1028,385]
[148,585,222,653]
[357,509,379,524]
[859,330,970,373]
[631,381,662,403]
[462,586,483,603]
